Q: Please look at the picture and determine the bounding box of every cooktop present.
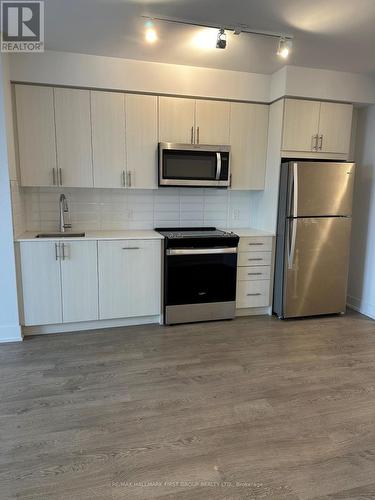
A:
[155,227,236,239]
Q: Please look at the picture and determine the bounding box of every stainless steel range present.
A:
[155,227,239,325]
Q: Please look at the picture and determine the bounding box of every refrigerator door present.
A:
[288,162,355,217]
[283,216,352,318]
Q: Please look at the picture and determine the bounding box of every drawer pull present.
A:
[248,272,262,276]
[247,293,262,296]
[248,258,263,261]
[122,247,140,250]
[248,243,264,246]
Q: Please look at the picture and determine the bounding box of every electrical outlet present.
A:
[232,208,240,220]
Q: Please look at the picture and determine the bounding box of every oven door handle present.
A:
[167,247,237,256]
[216,152,222,180]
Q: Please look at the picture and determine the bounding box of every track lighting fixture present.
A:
[141,16,295,57]
[216,28,227,49]
[277,37,292,58]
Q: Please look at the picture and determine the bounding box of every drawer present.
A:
[237,266,271,281]
[236,280,270,309]
[239,236,272,253]
[238,251,272,267]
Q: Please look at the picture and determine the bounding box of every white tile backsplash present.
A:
[19,187,254,232]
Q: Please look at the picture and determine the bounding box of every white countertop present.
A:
[226,228,275,237]
[15,230,164,242]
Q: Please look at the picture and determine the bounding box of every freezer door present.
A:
[288,162,355,217]
[283,217,352,318]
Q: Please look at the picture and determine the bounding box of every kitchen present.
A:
[1,1,375,498]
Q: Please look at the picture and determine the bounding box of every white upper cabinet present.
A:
[98,240,161,320]
[159,97,230,145]
[282,99,321,152]
[15,85,58,187]
[19,242,62,326]
[126,94,158,189]
[230,103,269,190]
[318,102,353,154]
[159,96,196,143]
[195,99,230,145]
[91,91,126,188]
[54,88,93,187]
[60,241,99,323]
[282,98,353,156]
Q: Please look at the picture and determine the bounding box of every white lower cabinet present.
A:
[60,241,98,323]
[98,240,161,320]
[236,236,274,311]
[19,242,63,326]
[19,241,98,326]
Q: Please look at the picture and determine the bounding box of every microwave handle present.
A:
[216,152,222,180]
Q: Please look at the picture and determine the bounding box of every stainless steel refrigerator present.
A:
[273,161,355,319]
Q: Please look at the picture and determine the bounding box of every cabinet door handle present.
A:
[52,168,56,186]
[191,126,194,144]
[129,171,132,187]
[122,170,126,187]
[312,134,318,151]
[318,135,323,150]
[196,126,200,144]
[59,168,63,186]
[55,243,59,260]
[249,243,264,246]
[122,247,140,250]
[247,293,262,296]
[61,242,66,260]
[248,258,263,261]
[248,272,262,276]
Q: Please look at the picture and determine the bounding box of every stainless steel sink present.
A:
[35,232,85,238]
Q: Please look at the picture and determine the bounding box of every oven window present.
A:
[165,253,237,305]
[163,150,217,180]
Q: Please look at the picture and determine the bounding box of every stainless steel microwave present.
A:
[158,142,231,188]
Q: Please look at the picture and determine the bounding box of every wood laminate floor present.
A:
[1,311,375,499]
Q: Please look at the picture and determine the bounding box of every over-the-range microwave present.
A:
[158,142,231,188]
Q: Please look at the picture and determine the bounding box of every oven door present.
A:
[159,143,230,187]
[165,247,237,306]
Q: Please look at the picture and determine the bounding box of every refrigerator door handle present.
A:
[292,162,298,218]
[288,218,297,269]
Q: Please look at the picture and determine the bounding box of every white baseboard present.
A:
[0,324,23,343]
[22,315,161,336]
[347,295,375,320]
[236,306,271,317]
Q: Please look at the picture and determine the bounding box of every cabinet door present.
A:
[159,96,195,143]
[91,91,126,188]
[15,85,57,187]
[282,99,321,152]
[98,240,161,320]
[230,103,268,190]
[195,99,230,145]
[60,241,98,323]
[19,242,62,326]
[54,88,93,187]
[126,94,158,189]
[318,102,353,154]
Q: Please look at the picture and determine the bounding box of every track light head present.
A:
[216,28,227,49]
[277,37,292,58]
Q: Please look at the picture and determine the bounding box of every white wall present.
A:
[9,51,375,105]
[9,51,270,103]
[0,54,22,342]
[347,105,375,319]
[283,66,375,105]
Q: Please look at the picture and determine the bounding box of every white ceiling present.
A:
[44,0,375,75]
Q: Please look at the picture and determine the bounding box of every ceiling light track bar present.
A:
[141,15,293,40]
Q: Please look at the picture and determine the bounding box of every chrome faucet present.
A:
[59,194,72,233]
